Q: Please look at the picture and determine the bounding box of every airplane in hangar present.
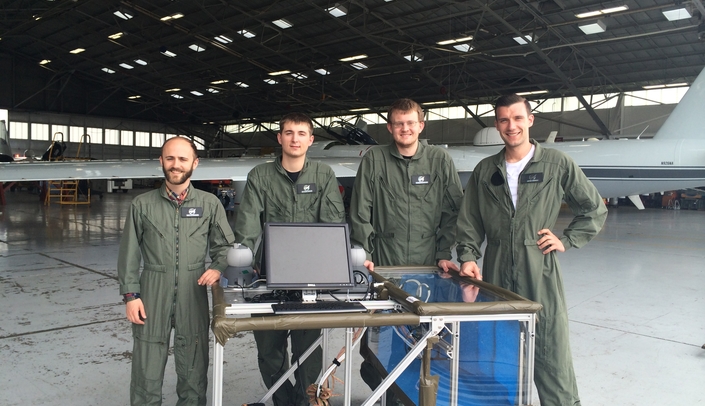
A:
[1,67,705,210]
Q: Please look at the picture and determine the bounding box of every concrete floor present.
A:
[1,189,703,405]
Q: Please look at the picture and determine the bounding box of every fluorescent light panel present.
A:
[114,10,133,20]
[404,53,423,62]
[350,62,368,70]
[211,79,229,84]
[263,78,278,85]
[576,5,628,18]
[215,35,233,43]
[171,94,184,99]
[234,82,249,88]
[108,32,124,40]
[453,44,472,52]
[134,59,148,66]
[315,68,330,75]
[189,44,206,52]
[349,108,369,112]
[272,19,293,29]
[291,72,308,79]
[436,35,473,45]
[339,54,367,62]
[516,90,548,96]
[69,48,85,54]
[128,95,141,99]
[161,13,184,21]
[268,70,291,76]
[326,5,347,17]
[160,49,177,57]
[119,63,134,69]
[39,59,51,65]
[206,88,220,94]
[513,35,533,45]
[237,30,255,39]
[165,88,181,92]
[662,8,691,21]
[190,91,204,96]
[579,19,606,35]
[102,67,116,74]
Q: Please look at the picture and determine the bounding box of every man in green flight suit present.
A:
[349,98,464,404]
[118,136,236,406]
[234,112,346,406]
[456,94,608,406]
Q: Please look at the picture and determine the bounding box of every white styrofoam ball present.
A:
[227,243,253,267]
[350,245,367,267]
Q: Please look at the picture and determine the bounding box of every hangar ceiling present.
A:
[1,0,704,140]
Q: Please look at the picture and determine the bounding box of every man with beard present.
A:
[118,136,235,406]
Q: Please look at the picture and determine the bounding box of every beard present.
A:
[162,166,194,185]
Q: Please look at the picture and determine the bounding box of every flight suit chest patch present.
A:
[520,173,544,184]
[181,206,204,218]
[296,183,317,194]
[411,174,431,185]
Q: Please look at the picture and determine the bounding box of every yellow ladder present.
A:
[44,180,91,206]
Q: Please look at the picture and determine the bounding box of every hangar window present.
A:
[86,127,102,144]
[105,129,119,145]
[52,125,68,141]
[121,130,133,146]
[194,136,205,150]
[135,131,149,147]
[31,123,49,141]
[9,122,28,139]
[152,132,164,147]
[69,126,84,143]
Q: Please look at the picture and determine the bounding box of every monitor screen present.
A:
[263,222,354,290]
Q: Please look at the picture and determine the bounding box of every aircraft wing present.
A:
[0,156,362,183]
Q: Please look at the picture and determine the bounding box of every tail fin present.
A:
[653,67,705,140]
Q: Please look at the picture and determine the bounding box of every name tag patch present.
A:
[181,206,204,218]
[297,183,317,194]
[520,173,544,184]
[411,174,431,185]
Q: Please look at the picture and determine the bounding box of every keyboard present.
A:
[272,301,367,315]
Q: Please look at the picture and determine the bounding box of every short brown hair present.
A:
[388,98,424,123]
[494,94,532,117]
[162,136,198,159]
[279,112,314,134]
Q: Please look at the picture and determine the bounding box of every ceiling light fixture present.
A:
[350,62,368,70]
[421,101,446,106]
[513,35,533,45]
[516,90,548,96]
[114,9,133,20]
[349,108,370,112]
[119,63,134,69]
[272,19,293,29]
[215,35,234,43]
[206,88,220,93]
[326,4,348,17]
[190,91,204,96]
[579,19,607,35]
[159,47,177,57]
[263,78,278,85]
[102,67,116,74]
[269,70,291,76]
[134,59,148,66]
[339,54,367,62]
[315,68,330,75]
[69,48,85,54]
[39,59,51,65]
[161,13,184,21]
[171,94,184,99]
[189,44,206,52]
[291,72,308,79]
[211,79,229,85]
[128,95,141,100]
[662,8,692,21]
[576,5,628,19]
[234,82,249,88]
[237,30,255,39]
[108,32,124,40]
[453,44,473,52]
[404,53,423,62]
[165,88,181,92]
[436,35,474,45]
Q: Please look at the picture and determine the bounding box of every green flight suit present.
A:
[349,141,464,265]
[118,184,235,406]
[349,141,463,405]
[234,157,345,406]
[456,140,607,406]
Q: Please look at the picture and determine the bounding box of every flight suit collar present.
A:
[159,182,195,203]
[493,139,543,169]
[274,155,311,179]
[389,140,426,160]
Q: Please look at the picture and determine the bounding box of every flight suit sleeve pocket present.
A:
[144,263,166,273]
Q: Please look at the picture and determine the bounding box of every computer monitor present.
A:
[263,222,354,290]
